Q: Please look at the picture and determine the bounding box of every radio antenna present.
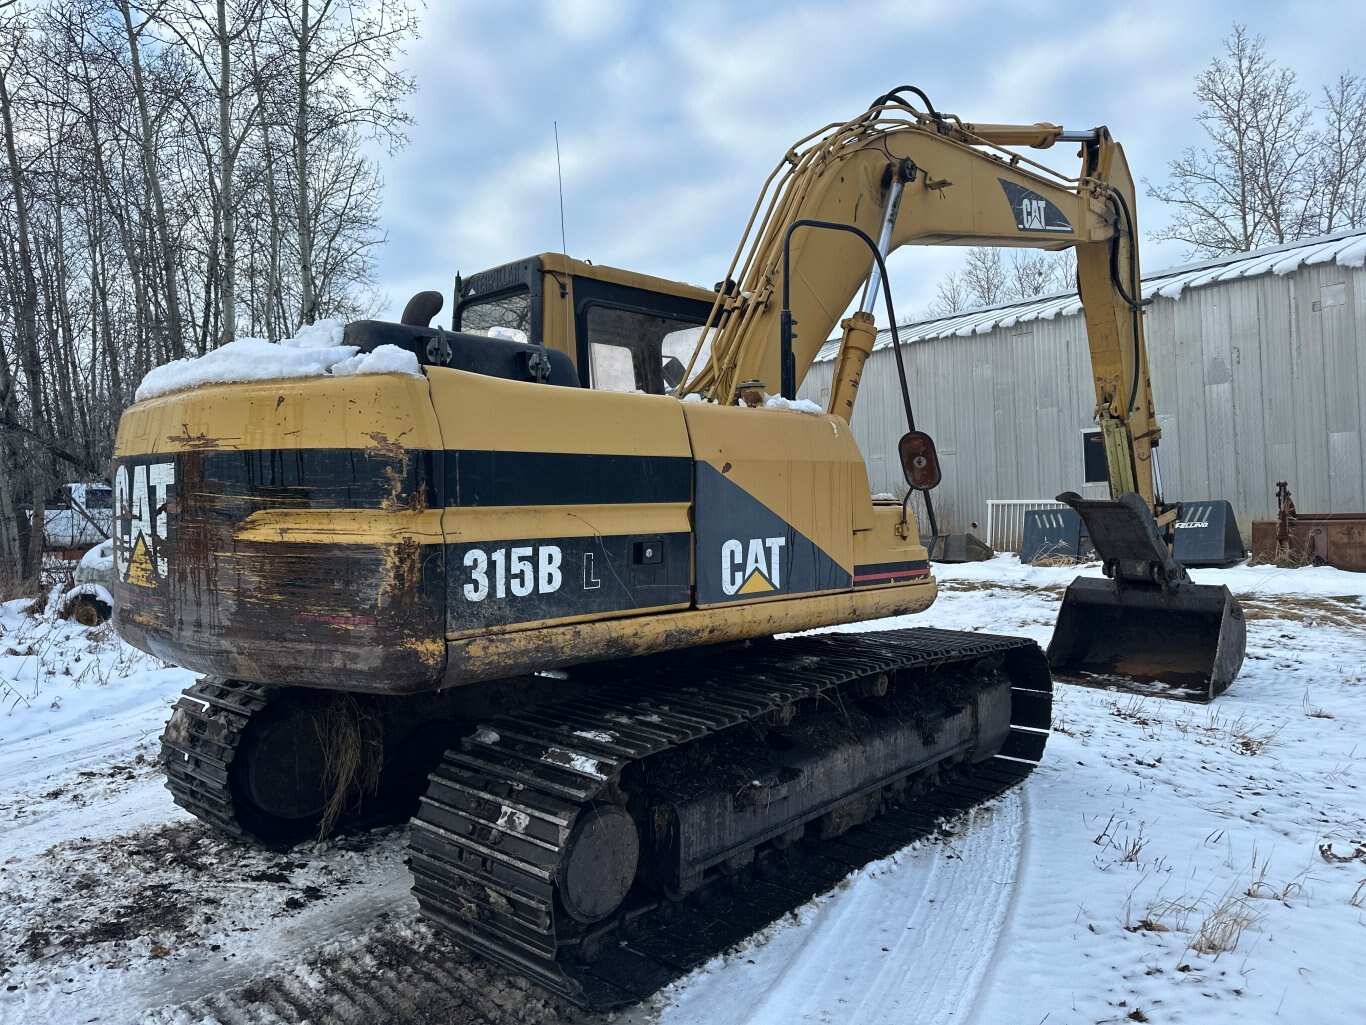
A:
[554,121,568,255]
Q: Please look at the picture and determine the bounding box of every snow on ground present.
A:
[639,559,1366,1025]
[1,558,1364,1024]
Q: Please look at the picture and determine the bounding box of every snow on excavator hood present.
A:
[134,318,422,402]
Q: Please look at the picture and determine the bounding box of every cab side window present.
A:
[584,305,700,394]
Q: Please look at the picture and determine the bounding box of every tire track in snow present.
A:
[640,790,1026,1025]
[131,796,1027,1025]
[142,924,591,1025]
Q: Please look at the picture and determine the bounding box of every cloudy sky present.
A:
[367,0,1366,325]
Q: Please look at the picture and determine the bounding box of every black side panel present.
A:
[693,462,851,605]
[445,532,691,633]
[445,452,692,508]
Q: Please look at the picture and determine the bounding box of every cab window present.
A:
[584,305,703,394]
[458,288,531,343]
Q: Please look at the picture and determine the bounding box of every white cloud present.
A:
[370,0,1366,322]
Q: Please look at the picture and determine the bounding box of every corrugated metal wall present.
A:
[800,261,1366,538]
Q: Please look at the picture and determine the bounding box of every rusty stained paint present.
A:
[441,583,937,689]
[448,616,727,687]
[400,635,447,670]
[168,450,225,622]
[382,462,425,514]
[364,430,426,514]
[166,424,230,449]
[378,535,426,610]
[364,430,409,459]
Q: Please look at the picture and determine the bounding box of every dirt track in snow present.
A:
[3,817,593,1025]
[2,781,1025,1025]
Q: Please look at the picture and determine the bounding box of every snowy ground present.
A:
[1,558,1363,1025]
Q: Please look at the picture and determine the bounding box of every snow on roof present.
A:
[815,227,1366,362]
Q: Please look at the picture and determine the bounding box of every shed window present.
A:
[1081,429,1108,484]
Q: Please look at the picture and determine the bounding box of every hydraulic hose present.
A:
[1106,188,1146,415]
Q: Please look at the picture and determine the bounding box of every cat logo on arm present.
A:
[113,461,176,586]
[998,179,1072,234]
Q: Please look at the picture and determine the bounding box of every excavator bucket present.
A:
[1046,493,1247,702]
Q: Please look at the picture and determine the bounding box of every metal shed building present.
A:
[799,229,1366,549]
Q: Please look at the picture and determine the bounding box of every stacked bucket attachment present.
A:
[1047,491,1246,702]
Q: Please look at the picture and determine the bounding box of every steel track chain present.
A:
[408,627,1051,1009]
[159,677,276,843]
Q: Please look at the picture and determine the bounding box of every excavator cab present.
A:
[1047,492,1246,701]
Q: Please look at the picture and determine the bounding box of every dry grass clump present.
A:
[1108,695,1161,728]
[1247,544,1317,569]
[315,695,384,838]
[1171,707,1280,756]
[1349,880,1366,908]
[1302,690,1335,720]
[1138,894,1199,934]
[1237,594,1366,630]
[1243,849,1307,903]
[1189,892,1263,955]
[1027,539,1080,567]
[1134,850,1312,960]
[1030,554,1079,568]
[1136,889,1263,957]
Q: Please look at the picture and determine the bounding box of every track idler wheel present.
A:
[558,804,640,924]
[230,692,338,844]
[175,687,387,847]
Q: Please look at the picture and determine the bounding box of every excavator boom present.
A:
[680,91,1244,700]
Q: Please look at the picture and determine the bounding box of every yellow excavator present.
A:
[112,89,1244,1007]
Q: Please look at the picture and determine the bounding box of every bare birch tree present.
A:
[926,249,1075,318]
[160,0,270,346]
[0,12,51,579]
[0,0,417,587]
[115,0,192,362]
[1147,24,1366,256]
[1312,73,1366,235]
[269,0,416,325]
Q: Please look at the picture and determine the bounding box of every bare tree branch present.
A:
[1145,24,1366,257]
